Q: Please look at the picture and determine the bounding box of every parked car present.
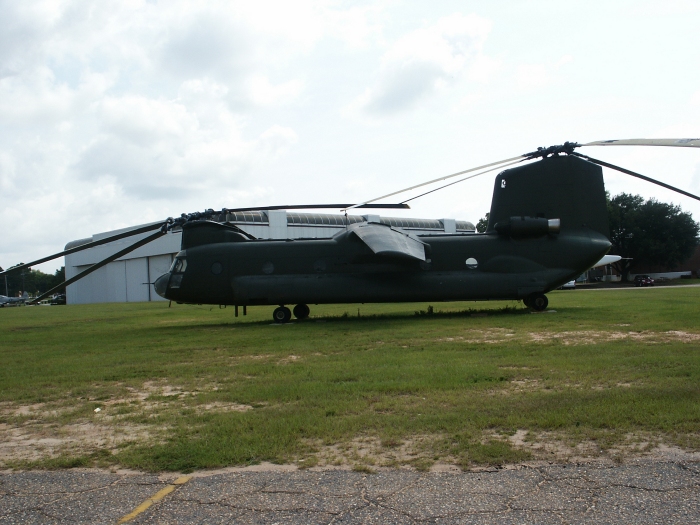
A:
[50,294,66,305]
[634,275,655,287]
[558,280,576,290]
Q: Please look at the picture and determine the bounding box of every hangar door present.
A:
[148,255,173,302]
[125,259,149,302]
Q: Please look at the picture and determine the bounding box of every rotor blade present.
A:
[223,203,410,213]
[29,228,167,304]
[343,155,525,211]
[572,153,700,202]
[401,158,527,204]
[583,138,700,148]
[0,221,168,276]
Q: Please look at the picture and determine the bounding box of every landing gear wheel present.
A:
[522,296,531,308]
[527,293,548,312]
[293,303,310,319]
[273,306,292,323]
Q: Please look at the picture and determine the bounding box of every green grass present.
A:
[1,287,699,471]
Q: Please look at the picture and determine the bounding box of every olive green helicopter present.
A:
[4,138,699,322]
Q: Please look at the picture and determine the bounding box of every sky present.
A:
[2,0,700,274]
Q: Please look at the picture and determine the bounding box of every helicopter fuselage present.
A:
[153,155,613,316]
[154,228,610,306]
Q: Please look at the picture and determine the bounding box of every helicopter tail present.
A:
[485,155,609,239]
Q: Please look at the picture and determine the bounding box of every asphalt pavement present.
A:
[1,460,699,524]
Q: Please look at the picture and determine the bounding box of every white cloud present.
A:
[466,54,501,83]
[98,96,196,145]
[515,64,551,90]
[515,55,573,90]
[348,13,493,117]
[233,0,381,51]
[158,11,253,79]
[70,92,298,199]
[257,125,299,158]
[247,75,304,106]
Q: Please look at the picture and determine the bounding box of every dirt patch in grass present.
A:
[300,428,700,472]
[300,435,445,471]
[197,402,253,413]
[229,354,275,363]
[0,419,152,464]
[437,329,700,346]
[496,429,700,465]
[508,379,541,393]
[527,330,700,345]
[438,328,517,344]
[277,355,302,364]
[0,381,253,468]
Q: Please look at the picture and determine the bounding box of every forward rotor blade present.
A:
[29,228,167,304]
[0,221,168,276]
[343,155,525,211]
[572,153,700,202]
[224,203,410,213]
[583,138,700,148]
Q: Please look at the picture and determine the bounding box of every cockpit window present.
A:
[170,258,187,273]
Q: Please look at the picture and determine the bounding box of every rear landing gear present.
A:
[526,292,548,312]
[293,303,310,319]
[273,306,292,323]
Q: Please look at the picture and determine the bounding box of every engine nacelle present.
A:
[494,216,560,238]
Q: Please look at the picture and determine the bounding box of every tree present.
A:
[608,193,700,280]
[475,213,489,233]
[1,265,65,297]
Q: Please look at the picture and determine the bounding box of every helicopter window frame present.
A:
[170,257,188,274]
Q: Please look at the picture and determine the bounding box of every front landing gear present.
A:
[273,306,292,323]
[526,292,549,312]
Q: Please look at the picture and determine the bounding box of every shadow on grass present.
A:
[147,304,534,333]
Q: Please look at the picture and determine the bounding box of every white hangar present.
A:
[65,211,475,305]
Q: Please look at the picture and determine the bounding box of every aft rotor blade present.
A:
[401,158,527,204]
[29,228,167,304]
[0,221,168,276]
[572,153,700,202]
[344,155,525,211]
[583,138,700,148]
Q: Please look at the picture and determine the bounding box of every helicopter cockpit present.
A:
[167,256,187,289]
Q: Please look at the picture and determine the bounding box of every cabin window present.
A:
[170,258,188,274]
[211,262,223,275]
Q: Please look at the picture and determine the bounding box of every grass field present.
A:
[1,286,699,472]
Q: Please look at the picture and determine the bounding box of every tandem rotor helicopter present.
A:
[3,138,699,322]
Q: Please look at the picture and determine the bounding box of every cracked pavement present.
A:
[1,460,699,524]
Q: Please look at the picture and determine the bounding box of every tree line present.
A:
[0,266,65,298]
[607,194,699,279]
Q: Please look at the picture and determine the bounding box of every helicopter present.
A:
[2,138,699,322]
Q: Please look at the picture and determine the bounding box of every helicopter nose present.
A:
[154,273,170,298]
